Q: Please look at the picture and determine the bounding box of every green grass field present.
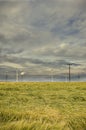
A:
[0,82,86,130]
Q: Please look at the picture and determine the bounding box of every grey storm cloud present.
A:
[0,47,23,55]
[0,0,86,74]
[0,54,70,70]
[0,33,7,43]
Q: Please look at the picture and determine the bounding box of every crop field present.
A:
[0,82,86,130]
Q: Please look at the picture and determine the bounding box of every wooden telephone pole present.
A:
[67,63,72,82]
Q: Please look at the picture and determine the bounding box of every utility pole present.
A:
[51,69,53,82]
[67,63,72,82]
[5,71,8,82]
[16,69,19,82]
[69,64,71,81]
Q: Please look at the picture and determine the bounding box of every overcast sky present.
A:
[0,0,86,75]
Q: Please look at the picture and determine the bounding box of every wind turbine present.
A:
[20,71,25,81]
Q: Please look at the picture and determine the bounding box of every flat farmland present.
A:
[0,82,86,130]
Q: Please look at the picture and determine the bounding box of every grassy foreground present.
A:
[0,82,86,130]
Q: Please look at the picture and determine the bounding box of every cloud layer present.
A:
[0,0,86,75]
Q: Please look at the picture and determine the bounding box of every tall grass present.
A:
[0,82,86,130]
